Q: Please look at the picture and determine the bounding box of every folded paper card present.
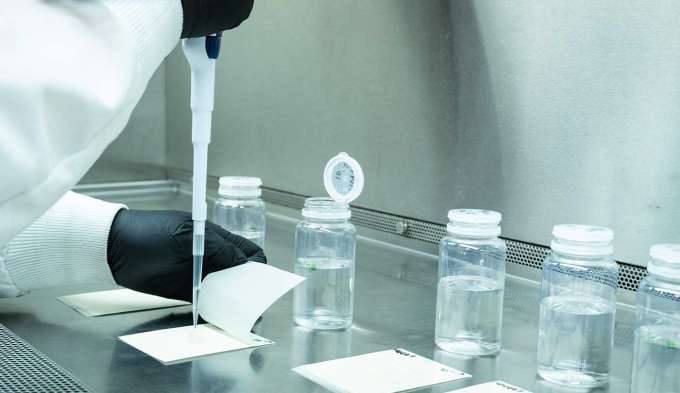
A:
[119,263,305,363]
[119,324,273,364]
[59,288,188,317]
[448,381,532,393]
[197,262,305,342]
[293,348,470,393]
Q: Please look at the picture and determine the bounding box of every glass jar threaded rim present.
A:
[301,197,351,220]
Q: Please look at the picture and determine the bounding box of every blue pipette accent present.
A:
[205,32,222,59]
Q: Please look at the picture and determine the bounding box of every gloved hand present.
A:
[181,0,255,38]
[107,210,266,301]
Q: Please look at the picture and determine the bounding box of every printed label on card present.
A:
[293,348,470,393]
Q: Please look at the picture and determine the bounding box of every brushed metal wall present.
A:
[164,1,680,266]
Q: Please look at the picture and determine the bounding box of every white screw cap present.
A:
[446,209,502,237]
[648,244,680,279]
[218,176,262,197]
[551,224,614,256]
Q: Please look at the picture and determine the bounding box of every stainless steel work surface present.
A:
[0,195,636,393]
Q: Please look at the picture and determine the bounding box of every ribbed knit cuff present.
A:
[1,192,126,295]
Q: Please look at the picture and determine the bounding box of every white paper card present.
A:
[293,348,470,393]
[118,263,303,364]
[59,288,188,317]
[198,262,305,341]
[119,324,274,364]
[448,381,532,393]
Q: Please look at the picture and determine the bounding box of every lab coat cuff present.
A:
[2,192,126,294]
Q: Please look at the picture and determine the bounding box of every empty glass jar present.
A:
[293,197,356,330]
[631,244,680,393]
[435,209,506,356]
[537,224,619,388]
[213,176,266,248]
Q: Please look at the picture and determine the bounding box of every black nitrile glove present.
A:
[180,0,255,38]
[107,210,266,301]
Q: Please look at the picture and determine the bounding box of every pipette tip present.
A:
[192,253,203,328]
[192,284,200,328]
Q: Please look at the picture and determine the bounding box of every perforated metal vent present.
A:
[505,240,550,270]
[166,170,650,292]
[619,263,647,292]
[261,187,307,210]
[0,324,89,393]
[264,185,651,292]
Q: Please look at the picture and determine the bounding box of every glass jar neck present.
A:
[218,194,260,200]
[551,249,613,265]
[304,217,349,225]
[446,232,499,243]
[301,197,350,221]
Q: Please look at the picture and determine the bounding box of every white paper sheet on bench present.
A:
[293,348,470,393]
[119,324,273,364]
[58,288,188,317]
[447,381,532,393]
[119,263,305,364]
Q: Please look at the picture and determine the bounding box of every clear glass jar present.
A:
[537,224,619,388]
[293,197,356,330]
[435,209,506,356]
[213,176,266,248]
[631,244,680,393]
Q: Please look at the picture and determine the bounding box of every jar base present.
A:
[294,315,352,330]
[435,338,500,356]
[537,366,609,388]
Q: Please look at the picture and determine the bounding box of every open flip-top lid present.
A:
[323,152,364,204]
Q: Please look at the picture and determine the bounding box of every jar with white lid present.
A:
[293,197,356,330]
[536,224,619,388]
[213,176,266,248]
[631,244,680,393]
[435,209,506,356]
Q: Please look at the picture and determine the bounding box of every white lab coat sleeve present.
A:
[0,1,183,247]
[0,192,126,297]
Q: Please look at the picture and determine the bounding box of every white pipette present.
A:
[182,34,221,328]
